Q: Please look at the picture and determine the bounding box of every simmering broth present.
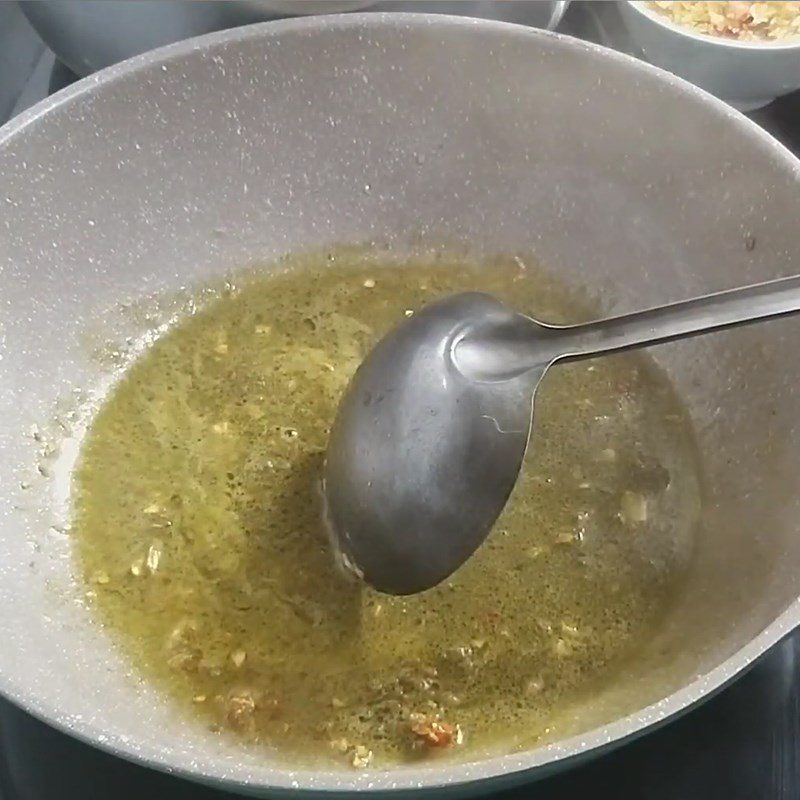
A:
[73,251,701,768]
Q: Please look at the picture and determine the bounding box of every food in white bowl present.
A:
[649,2,800,42]
[619,0,800,110]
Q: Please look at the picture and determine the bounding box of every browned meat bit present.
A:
[409,713,463,748]
[485,608,503,627]
[226,690,257,731]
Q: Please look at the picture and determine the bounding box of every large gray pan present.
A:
[2,12,800,797]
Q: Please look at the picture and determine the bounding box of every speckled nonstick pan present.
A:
[2,12,800,797]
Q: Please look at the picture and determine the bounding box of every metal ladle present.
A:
[323,275,800,595]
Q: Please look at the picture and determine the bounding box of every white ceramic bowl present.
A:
[619,1,800,110]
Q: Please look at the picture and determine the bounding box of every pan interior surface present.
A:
[1,12,800,795]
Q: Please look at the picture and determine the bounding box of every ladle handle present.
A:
[553,273,800,363]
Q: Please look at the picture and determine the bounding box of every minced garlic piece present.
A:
[350,745,373,768]
[621,491,648,525]
[146,542,162,574]
[553,638,573,658]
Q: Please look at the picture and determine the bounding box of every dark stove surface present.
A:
[3,2,800,798]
